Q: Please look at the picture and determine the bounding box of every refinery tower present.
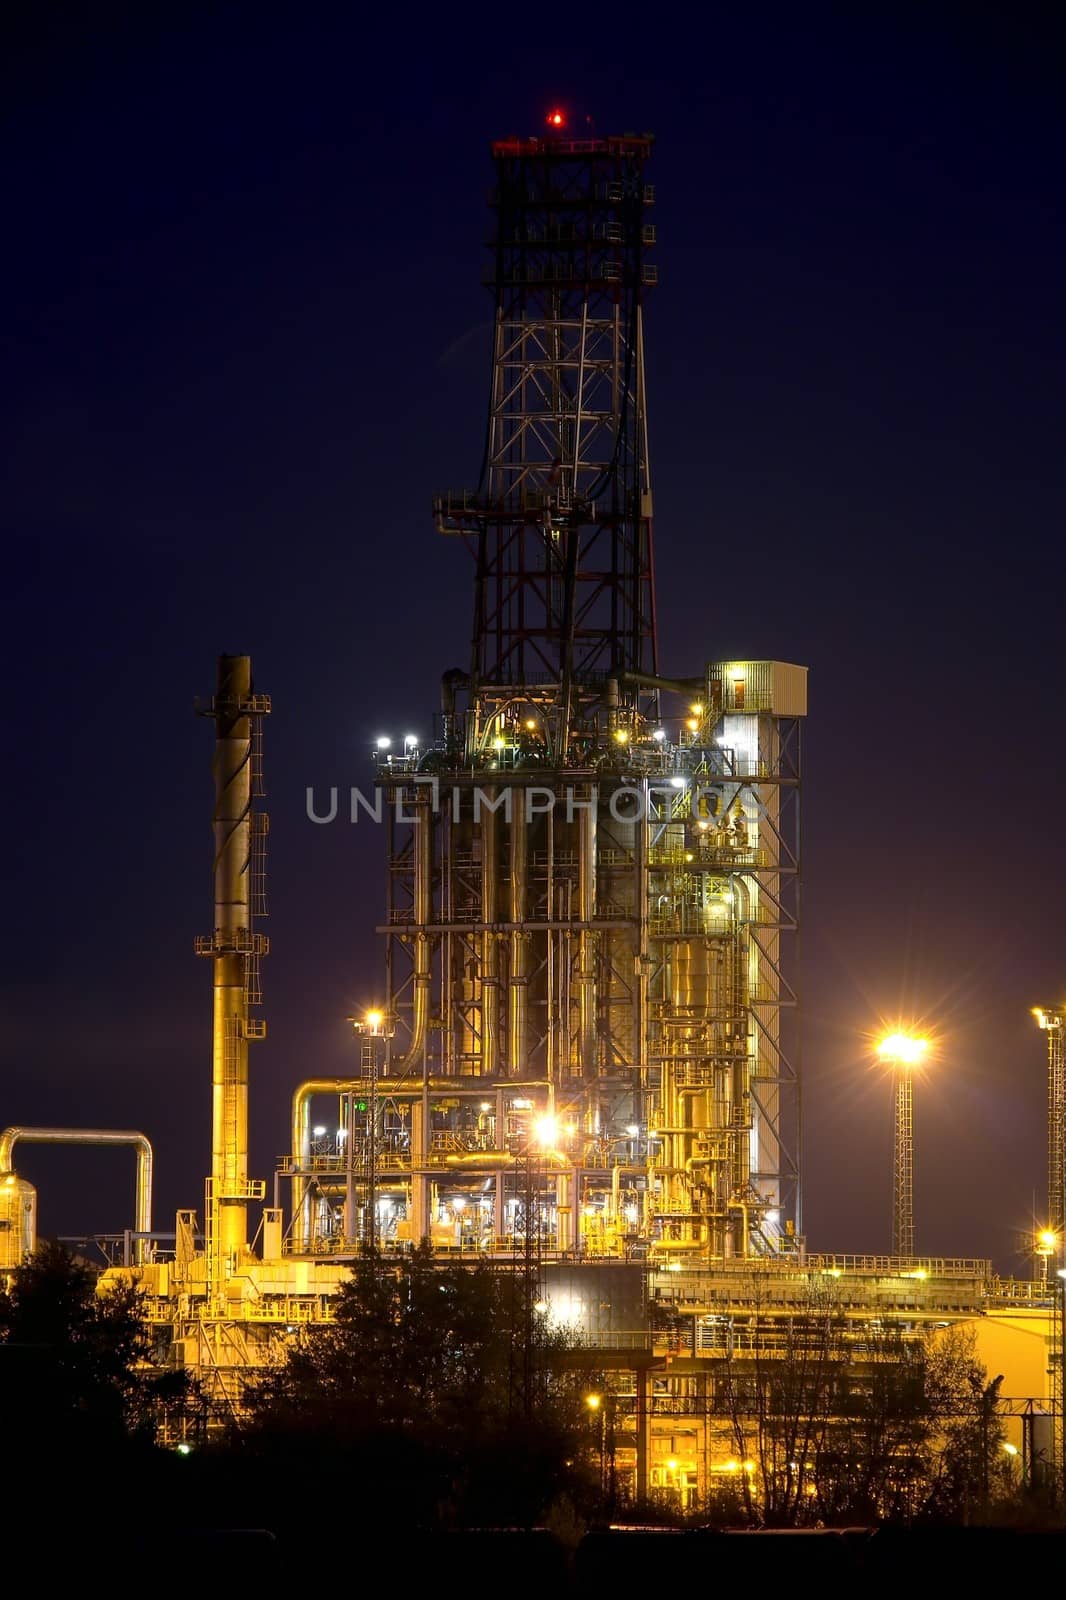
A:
[2,124,1060,1499]
[290,120,807,1266]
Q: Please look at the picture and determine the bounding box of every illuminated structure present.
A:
[196,654,271,1285]
[1033,1006,1066,1492]
[299,120,807,1267]
[1,125,1060,1496]
[1033,1008,1065,1243]
[0,1127,152,1271]
[877,1033,928,1258]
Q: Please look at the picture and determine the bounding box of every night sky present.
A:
[2,3,1063,1274]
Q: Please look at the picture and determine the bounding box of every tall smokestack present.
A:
[197,654,269,1280]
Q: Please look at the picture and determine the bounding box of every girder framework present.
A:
[1033,1006,1065,1492]
[374,663,803,1260]
[435,133,657,758]
[893,1073,915,1259]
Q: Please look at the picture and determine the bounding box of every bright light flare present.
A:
[534,1114,560,1148]
[546,108,565,128]
[877,1032,929,1067]
[365,1008,384,1032]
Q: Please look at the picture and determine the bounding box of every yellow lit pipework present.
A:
[198,654,270,1279]
[291,1079,360,1253]
[0,1127,152,1264]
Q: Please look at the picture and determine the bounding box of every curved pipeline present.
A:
[291,1080,360,1252]
[0,1127,153,1264]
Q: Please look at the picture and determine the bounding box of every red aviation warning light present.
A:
[546,108,565,129]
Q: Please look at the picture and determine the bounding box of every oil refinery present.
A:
[2,120,1063,1502]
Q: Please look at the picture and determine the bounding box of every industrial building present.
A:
[1,119,1062,1500]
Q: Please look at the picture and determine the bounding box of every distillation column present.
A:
[197,655,269,1277]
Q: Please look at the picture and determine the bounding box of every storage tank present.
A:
[0,1173,37,1272]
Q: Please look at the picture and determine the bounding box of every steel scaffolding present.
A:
[893,1071,915,1259]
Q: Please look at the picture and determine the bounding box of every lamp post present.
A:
[349,1007,391,1251]
[1049,1260,1056,1497]
[1032,1008,1066,1500]
[509,1109,564,1420]
[585,1390,616,1510]
[1035,1228,1059,1290]
[877,1033,929,1259]
[1032,1008,1065,1244]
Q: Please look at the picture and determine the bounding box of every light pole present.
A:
[349,1007,391,1251]
[1035,1228,1059,1290]
[1032,1009,1065,1245]
[877,1032,929,1259]
[586,1390,615,1508]
[1032,1008,1066,1501]
[1049,1260,1056,1497]
[509,1110,562,1421]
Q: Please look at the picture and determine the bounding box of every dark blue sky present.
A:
[2,2,1063,1272]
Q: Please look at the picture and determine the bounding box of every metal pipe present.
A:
[406,783,433,1070]
[577,795,597,1077]
[290,1075,555,1248]
[208,654,255,1266]
[619,669,703,695]
[610,1162,645,1225]
[508,799,527,1075]
[291,1080,359,1252]
[481,793,499,1078]
[0,1128,152,1263]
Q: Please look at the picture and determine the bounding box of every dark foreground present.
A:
[43,1524,1066,1587]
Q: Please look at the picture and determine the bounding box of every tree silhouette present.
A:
[238,1244,593,1529]
[0,1239,192,1448]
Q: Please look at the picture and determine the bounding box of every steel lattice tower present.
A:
[368,123,805,1266]
[1034,1006,1065,1493]
[893,1072,915,1259]
[1033,1008,1065,1240]
[436,127,658,756]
